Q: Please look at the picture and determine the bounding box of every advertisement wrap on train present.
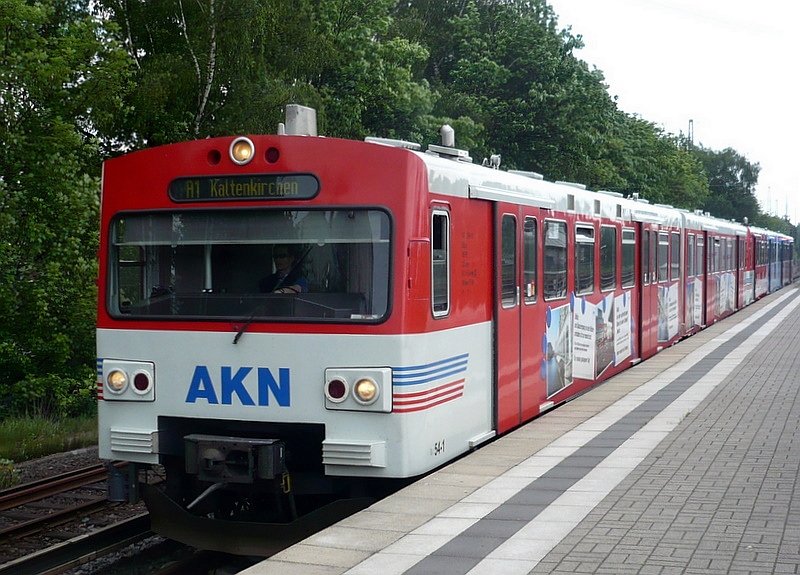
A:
[95,105,794,553]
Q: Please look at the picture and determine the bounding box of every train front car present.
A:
[96,119,495,552]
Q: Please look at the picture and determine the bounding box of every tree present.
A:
[692,147,760,224]
[97,0,434,146]
[392,0,710,212]
[0,0,130,414]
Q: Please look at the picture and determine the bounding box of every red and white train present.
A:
[97,106,793,550]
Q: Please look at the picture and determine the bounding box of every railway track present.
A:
[0,462,155,574]
[0,464,114,511]
[0,461,372,573]
[0,464,128,546]
[0,513,152,575]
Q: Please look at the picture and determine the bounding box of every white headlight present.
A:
[353,378,379,404]
[229,137,255,165]
[106,369,128,393]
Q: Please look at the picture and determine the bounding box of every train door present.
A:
[494,204,546,433]
[696,233,707,326]
[638,224,658,359]
[705,234,716,325]
[736,236,745,309]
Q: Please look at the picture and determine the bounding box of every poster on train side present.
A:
[718,272,735,315]
[543,301,573,397]
[658,283,679,342]
[743,271,755,306]
[693,278,703,326]
[571,295,595,380]
[614,292,632,366]
[685,277,703,329]
[595,294,615,377]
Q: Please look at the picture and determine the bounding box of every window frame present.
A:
[600,225,617,292]
[500,214,518,308]
[431,209,451,318]
[543,219,568,301]
[621,228,636,288]
[523,217,538,304]
[657,232,669,282]
[575,224,595,296]
[670,231,680,281]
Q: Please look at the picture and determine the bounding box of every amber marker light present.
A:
[229,137,255,165]
[106,369,128,393]
[353,378,379,404]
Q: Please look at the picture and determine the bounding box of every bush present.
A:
[0,458,20,489]
[0,367,96,419]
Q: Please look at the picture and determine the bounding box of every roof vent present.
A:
[284,104,318,136]
[556,181,587,190]
[441,124,455,147]
[508,170,544,180]
[364,137,421,150]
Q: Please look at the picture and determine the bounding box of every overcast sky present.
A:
[546,0,799,223]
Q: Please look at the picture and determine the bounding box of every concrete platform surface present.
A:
[239,286,800,575]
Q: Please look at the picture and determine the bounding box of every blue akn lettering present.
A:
[186,365,291,407]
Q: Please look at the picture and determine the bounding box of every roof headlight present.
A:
[353,378,379,405]
[106,369,128,393]
[229,137,255,165]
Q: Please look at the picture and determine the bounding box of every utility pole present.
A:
[687,119,694,149]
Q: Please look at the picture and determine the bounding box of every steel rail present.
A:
[0,495,108,539]
[0,463,124,511]
[0,513,151,575]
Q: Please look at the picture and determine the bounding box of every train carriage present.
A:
[624,200,684,358]
[96,106,792,552]
[779,233,794,286]
[702,217,748,325]
[750,226,771,299]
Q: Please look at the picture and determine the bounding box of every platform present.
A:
[239,285,800,575]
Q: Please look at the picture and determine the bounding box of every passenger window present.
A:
[432,211,450,317]
[697,237,705,275]
[601,226,616,291]
[575,225,595,295]
[658,232,669,282]
[544,221,567,300]
[501,215,517,307]
[670,232,680,280]
[622,229,635,288]
[523,218,537,303]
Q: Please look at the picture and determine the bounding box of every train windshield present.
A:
[108,209,391,322]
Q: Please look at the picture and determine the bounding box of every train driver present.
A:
[258,246,309,294]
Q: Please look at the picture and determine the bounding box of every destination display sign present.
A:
[169,174,320,202]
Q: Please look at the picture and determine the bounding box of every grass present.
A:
[0,415,97,463]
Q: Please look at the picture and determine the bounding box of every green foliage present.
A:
[692,146,761,224]
[0,416,97,463]
[98,0,435,144]
[0,367,96,419]
[0,459,20,489]
[0,0,126,412]
[0,0,793,420]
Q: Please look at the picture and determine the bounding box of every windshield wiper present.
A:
[233,305,264,345]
